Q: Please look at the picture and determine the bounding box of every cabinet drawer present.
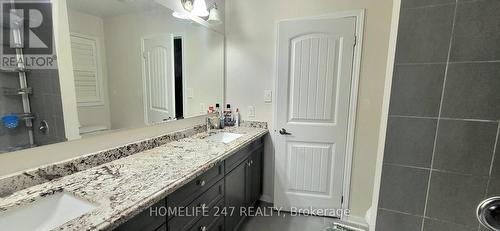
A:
[225,138,263,174]
[114,199,166,231]
[168,179,225,231]
[188,199,225,231]
[168,162,224,209]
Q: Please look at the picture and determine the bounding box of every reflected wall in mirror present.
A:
[0,0,225,153]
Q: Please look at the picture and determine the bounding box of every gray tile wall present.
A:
[1,38,65,151]
[376,0,500,230]
[27,70,66,146]
[0,69,66,151]
[0,72,30,152]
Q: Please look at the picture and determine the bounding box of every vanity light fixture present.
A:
[207,3,222,25]
[181,0,194,12]
[172,11,190,19]
[191,0,209,17]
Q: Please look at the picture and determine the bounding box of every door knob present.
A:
[279,128,292,135]
[477,196,500,230]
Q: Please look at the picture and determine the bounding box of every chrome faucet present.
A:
[477,196,500,230]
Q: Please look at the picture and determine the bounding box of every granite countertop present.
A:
[0,125,268,231]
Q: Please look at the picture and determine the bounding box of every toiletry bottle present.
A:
[224,104,233,126]
[215,103,221,116]
[235,108,240,127]
[219,104,225,129]
[214,103,223,129]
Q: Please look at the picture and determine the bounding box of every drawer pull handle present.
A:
[200,226,207,231]
[197,180,206,186]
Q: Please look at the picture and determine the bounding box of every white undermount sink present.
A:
[0,192,97,231]
[206,132,243,144]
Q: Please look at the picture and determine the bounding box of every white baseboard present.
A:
[343,215,369,230]
[259,194,272,203]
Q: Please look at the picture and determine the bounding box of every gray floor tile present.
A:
[395,5,455,63]
[379,165,430,215]
[433,119,498,176]
[450,0,500,61]
[388,64,445,117]
[441,63,500,120]
[426,171,488,226]
[384,117,437,168]
[375,209,422,231]
[423,218,475,231]
[239,206,338,231]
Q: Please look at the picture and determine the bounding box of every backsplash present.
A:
[241,120,268,129]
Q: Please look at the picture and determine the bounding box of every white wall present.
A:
[225,0,394,219]
[183,26,225,117]
[52,0,81,140]
[103,9,224,129]
[67,9,111,130]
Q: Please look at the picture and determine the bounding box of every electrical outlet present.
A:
[264,90,272,103]
[248,106,256,118]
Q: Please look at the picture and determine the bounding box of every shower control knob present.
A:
[477,197,500,231]
[39,120,49,134]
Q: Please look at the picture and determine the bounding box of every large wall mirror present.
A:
[0,0,224,153]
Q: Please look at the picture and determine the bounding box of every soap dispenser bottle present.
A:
[234,108,240,127]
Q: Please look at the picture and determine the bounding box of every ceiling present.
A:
[66,0,161,18]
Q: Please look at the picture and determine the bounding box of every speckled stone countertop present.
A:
[0,124,268,231]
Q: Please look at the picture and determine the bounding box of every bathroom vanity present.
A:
[0,124,267,231]
[0,0,269,230]
[116,135,264,231]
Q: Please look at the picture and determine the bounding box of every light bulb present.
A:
[172,11,190,19]
[191,0,209,17]
[207,6,222,25]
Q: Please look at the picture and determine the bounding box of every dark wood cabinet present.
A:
[114,199,166,231]
[225,143,264,231]
[247,149,263,206]
[168,162,225,210]
[168,179,224,231]
[188,199,225,231]
[115,137,264,231]
[224,160,247,231]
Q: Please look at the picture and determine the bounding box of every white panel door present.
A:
[274,16,356,213]
[142,35,175,124]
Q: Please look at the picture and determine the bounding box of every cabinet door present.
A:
[248,148,263,205]
[225,161,246,231]
[114,199,166,231]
